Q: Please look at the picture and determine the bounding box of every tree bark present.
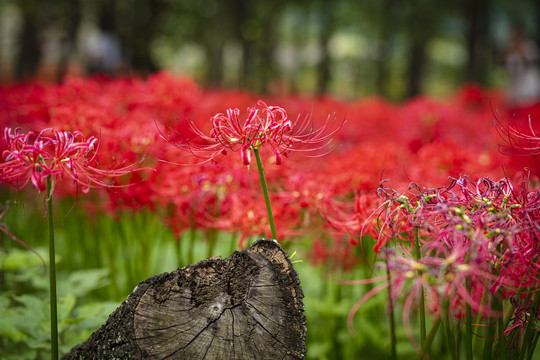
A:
[63,239,307,359]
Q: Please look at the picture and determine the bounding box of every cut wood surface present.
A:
[63,239,307,359]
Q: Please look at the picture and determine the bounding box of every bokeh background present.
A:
[1,0,539,102]
[2,1,540,359]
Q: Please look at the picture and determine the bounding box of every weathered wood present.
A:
[63,239,306,359]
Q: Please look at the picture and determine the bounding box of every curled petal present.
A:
[241,147,251,166]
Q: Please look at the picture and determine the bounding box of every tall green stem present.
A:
[465,279,473,360]
[228,232,237,255]
[187,226,196,265]
[417,316,442,360]
[413,228,426,346]
[482,304,496,360]
[253,149,277,240]
[442,300,458,360]
[385,256,397,360]
[520,289,540,359]
[175,233,183,266]
[207,229,217,258]
[47,177,58,360]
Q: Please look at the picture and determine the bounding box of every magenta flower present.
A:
[0,127,141,194]
[162,100,342,165]
[342,174,540,356]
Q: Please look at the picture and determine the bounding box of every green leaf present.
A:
[58,269,110,298]
[0,248,47,271]
[58,294,77,333]
[0,319,26,342]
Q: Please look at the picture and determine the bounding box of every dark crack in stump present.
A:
[63,239,306,360]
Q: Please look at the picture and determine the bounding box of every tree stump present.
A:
[63,239,307,359]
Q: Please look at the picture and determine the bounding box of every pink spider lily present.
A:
[161,100,343,166]
[342,174,540,355]
[0,126,150,360]
[0,127,143,195]
[383,176,534,295]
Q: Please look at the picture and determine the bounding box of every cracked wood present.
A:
[63,239,306,360]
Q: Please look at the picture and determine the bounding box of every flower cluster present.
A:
[1,74,537,266]
[0,127,141,194]
[343,174,540,349]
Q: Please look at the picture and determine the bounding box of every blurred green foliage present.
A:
[0,249,119,359]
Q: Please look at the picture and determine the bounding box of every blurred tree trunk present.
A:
[232,0,254,89]
[406,38,428,98]
[316,1,335,96]
[404,2,434,98]
[463,0,491,84]
[203,0,225,87]
[533,1,540,49]
[257,1,281,93]
[56,0,81,82]
[374,0,394,97]
[15,4,41,80]
[231,0,282,93]
[119,0,161,74]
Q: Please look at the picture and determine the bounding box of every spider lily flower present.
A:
[0,127,144,195]
[496,113,540,156]
[161,100,343,166]
[346,174,540,342]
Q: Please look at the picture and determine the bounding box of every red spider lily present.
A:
[496,112,540,156]
[323,192,382,246]
[0,127,143,194]
[161,100,343,166]
[309,235,360,270]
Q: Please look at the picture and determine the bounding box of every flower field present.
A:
[1,72,540,359]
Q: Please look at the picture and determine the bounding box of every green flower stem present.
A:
[526,331,540,360]
[385,256,397,360]
[465,280,473,360]
[464,253,473,360]
[175,233,183,266]
[207,229,217,258]
[495,297,505,358]
[46,176,58,360]
[187,225,196,265]
[253,149,277,240]
[520,289,540,359]
[417,315,442,359]
[413,229,426,346]
[442,299,458,360]
[482,310,496,359]
[228,233,236,255]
